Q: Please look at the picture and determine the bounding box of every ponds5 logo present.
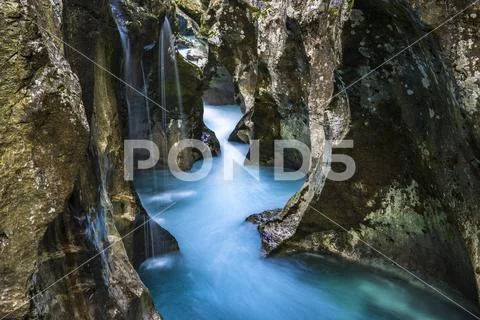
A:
[124,139,355,182]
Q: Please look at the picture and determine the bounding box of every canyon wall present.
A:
[0,0,187,318]
[277,0,480,302]
[198,0,480,302]
[1,0,479,317]
[1,0,89,316]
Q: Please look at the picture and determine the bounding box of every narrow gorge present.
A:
[0,0,479,319]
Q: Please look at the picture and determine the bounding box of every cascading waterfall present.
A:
[140,60,158,258]
[158,17,186,139]
[110,0,133,136]
[111,0,150,141]
[159,21,168,134]
[110,1,185,260]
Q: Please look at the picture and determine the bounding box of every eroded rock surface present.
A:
[2,0,480,316]
[0,0,177,318]
[200,0,352,171]
[0,0,88,316]
[248,0,480,302]
[195,0,480,303]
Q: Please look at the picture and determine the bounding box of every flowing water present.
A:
[110,3,479,317]
[136,105,477,320]
[111,1,188,258]
[111,0,152,141]
[159,17,186,135]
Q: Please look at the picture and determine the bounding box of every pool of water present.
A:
[136,105,477,320]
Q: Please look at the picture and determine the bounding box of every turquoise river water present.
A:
[136,104,477,320]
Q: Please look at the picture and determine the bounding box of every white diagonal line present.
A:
[29,19,170,113]
[1,0,478,318]
[326,0,479,107]
[307,204,480,319]
[0,202,176,320]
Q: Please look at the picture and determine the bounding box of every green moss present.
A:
[175,0,203,23]
[348,0,355,10]
[120,1,162,34]
[199,24,214,37]
[251,6,268,19]
[329,7,340,16]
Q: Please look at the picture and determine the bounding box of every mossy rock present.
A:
[175,0,204,24]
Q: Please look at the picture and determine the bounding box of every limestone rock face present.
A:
[202,0,351,168]
[201,0,480,302]
[0,0,89,316]
[202,0,258,113]
[249,0,480,302]
[408,0,480,141]
[0,0,172,318]
[201,0,351,249]
[175,0,204,24]
[203,65,236,105]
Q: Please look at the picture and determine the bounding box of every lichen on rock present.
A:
[247,0,480,303]
[0,0,177,318]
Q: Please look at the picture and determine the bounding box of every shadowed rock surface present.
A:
[197,0,480,304]
[0,0,181,318]
[1,0,480,317]
[0,0,89,316]
[271,0,480,303]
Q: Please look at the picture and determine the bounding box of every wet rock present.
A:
[411,0,480,147]
[201,0,258,113]
[132,211,180,269]
[0,0,173,318]
[253,0,480,302]
[247,209,282,225]
[228,110,253,144]
[0,0,89,316]
[202,58,236,105]
[175,0,204,25]
[202,0,350,169]
[201,126,221,156]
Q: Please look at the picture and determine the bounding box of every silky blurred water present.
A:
[136,105,477,320]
